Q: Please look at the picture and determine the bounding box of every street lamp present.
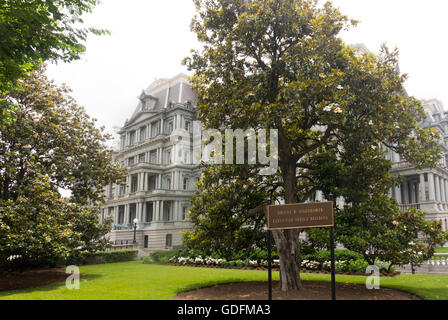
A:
[133,218,138,244]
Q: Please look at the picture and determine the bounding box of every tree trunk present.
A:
[272,229,303,291]
[274,154,303,291]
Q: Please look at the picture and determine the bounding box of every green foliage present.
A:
[68,250,138,266]
[0,68,126,268]
[146,250,180,264]
[0,0,107,126]
[0,0,106,95]
[302,250,363,264]
[347,260,370,274]
[337,197,448,268]
[183,165,272,260]
[184,0,443,290]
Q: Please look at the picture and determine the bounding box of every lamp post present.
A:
[133,218,138,244]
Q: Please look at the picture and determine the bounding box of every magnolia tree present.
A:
[0,68,125,267]
[0,0,107,124]
[184,0,441,291]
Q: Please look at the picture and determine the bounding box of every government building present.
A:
[102,74,448,255]
[101,74,200,256]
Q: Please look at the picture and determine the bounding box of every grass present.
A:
[435,247,448,254]
[0,261,448,300]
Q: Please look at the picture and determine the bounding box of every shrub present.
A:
[68,250,138,266]
[347,259,369,274]
[302,250,363,264]
[148,250,180,264]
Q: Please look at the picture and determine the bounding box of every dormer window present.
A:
[140,91,158,111]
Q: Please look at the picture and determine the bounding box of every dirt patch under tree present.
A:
[0,268,68,292]
[173,281,421,300]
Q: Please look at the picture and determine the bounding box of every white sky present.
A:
[46,0,448,136]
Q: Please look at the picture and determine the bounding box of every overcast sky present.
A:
[46,0,448,136]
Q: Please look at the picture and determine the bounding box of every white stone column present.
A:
[445,179,448,203]
[441,178,446,203]
[394,184,401,204]
[137,202,143,222]
[435,175,440,202]
[114,206,119,225]
[419,174,425,203]
[402,181,408,204]
[154,201,160,221]
[428,173,436,201]
[160,201,164,221]
[124,204,129,226]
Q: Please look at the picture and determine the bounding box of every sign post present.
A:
[267,230,272,301]
[266,202,335,301]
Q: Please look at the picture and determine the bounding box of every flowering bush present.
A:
[303,260,320,270]
[168,254,387,275]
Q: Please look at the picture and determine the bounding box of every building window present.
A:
[129,203,136,224]
[148,175,156,191]
[119,184,125,196]
[183,178,188,190]
[138,153,145,163]
[120,135,126,150]
[145,202,153,222]
[128,157,135,167]
[165,150,172,165]
[182,207,188,220]
[139,126,146,142]
[130,174,138,193]
[144,235,149,249]
[149,150,158,164]
[151,120,160,137]
[167,121,174,134]
[165,177,171,190]
[185,120,191,132]
[163,201,171,221]
[129,130,136,146]
[165,234,172,248]
[108,183,114,198]
[108,207,114,217]
[118,206,125,224]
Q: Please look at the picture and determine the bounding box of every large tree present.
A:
[0,0,106,122]
[184,164,276,260]
[184,0,441,291]
[0,67,125,267]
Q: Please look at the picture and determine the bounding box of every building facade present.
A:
[103,74,448,255]
[389,99,448,232]
[102,74,200,255]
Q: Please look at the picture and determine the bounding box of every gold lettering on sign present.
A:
[267,202,334,230]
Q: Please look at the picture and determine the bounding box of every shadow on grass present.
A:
[0,273,103,298]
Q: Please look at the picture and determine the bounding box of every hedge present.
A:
[143,250,180,264]
[67,249,138,266]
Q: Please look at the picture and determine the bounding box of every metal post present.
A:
[267,230,272,301]
[133,223,137,244]
[330,226,336,301]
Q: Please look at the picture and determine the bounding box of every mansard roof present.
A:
[123,73,196,128]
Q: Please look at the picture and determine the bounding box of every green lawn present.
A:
[436,247,448,254]
[1,261,448,300]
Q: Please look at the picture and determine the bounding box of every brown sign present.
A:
[267,202,334,230]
